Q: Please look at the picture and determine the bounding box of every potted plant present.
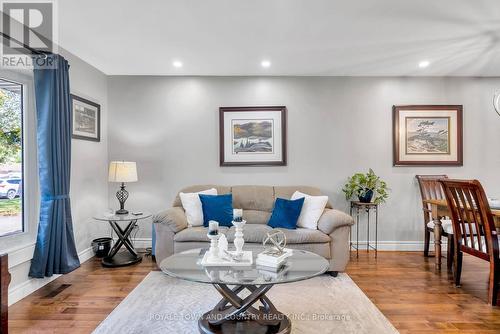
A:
[342,169,389,204]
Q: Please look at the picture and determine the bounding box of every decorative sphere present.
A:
[263,231,287,255]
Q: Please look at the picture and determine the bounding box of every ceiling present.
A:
[58,0,500,76]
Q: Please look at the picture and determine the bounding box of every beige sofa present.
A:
[153,185,354,274]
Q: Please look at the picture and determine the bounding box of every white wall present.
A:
[63,49,109,253]
[107,76,500,248]
[4,49,109,304]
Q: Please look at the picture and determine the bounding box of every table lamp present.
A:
[108,161,138,214]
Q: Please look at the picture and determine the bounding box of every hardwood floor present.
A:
[9,252,157,334]
[348,252,500,333]
[7,251,500,333]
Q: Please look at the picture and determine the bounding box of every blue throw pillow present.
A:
[268,197,305,229]
[199,193,234,227]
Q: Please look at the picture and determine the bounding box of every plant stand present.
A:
[350,201,378,258]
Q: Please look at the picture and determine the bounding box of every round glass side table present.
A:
[93,212,151,267]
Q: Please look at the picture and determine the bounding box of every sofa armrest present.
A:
[318,209,354,235]
[153,207,188,233]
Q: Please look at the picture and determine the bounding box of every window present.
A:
[0,78,23,237]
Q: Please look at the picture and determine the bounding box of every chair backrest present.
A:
[416,175,448,222]
[440,179,498,262]
[0,253,9,334]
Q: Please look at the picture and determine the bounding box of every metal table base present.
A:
[199,283,291,334]
[102,219,142,267]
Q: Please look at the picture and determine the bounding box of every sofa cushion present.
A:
[273,227,331,244]
[174,185,333,209]
[175,224,330,244]
[173,185,231,207]
[232,185,275,212]
[228,225,330,244]
[274,186,333,209]
[174,226,230,242]
[243,209,271,225]
[175,225,272,243]
[226,224,273,243]
[173,242,331,259]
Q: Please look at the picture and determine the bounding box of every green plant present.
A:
[342,169,389,204]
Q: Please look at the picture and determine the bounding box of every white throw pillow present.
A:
[179,188,217,227]
[291,191,329,230]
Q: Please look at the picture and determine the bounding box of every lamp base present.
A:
[115,183,130,215]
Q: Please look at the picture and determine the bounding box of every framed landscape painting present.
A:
[393,105,463,166]
[219,106,287,166]
[71,94,101,142]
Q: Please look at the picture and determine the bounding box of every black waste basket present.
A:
[92,237,112,257]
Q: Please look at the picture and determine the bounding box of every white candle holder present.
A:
[232,220,246,257]
[207,233,220,262]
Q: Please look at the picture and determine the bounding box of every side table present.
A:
[93,212,151,267]
[350,201,378,258]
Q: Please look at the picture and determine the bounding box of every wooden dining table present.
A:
[423,199,500,268]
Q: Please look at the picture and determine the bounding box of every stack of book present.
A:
[256,248,292,269]
[257,264,290,279]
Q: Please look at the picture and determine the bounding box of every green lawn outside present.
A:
[0,198,21,216]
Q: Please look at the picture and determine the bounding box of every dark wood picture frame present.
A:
[71,94,101,142]
[219,106,287,166]
[393,105,463,166]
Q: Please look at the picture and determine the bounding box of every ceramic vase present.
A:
[358,189,374,203]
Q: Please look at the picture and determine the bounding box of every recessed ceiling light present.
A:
[261,60,271,68]
[418,60,430,68]
[173,60,183,68]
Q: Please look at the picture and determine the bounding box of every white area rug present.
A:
[93,272,398,334]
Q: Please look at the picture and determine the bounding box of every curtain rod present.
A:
[0,31,47,56]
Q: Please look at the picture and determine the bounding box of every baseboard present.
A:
[129,237,152,249]
[352,240,447,251]
[8,246,94,305]
[78,246,96,263]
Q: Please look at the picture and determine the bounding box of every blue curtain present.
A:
[29,54,80,278]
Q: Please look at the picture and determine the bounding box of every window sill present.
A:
[2,242,36,268]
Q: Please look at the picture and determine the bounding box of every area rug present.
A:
[93,272,398,334]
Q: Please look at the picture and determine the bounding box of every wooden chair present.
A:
[416,175,454,269]
[1,254,10,333]
[440,179,500,305]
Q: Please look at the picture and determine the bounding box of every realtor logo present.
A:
[1,0,57,68]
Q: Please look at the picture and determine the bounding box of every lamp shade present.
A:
[108,161,138,183]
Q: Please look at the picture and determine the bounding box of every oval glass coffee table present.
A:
[160,248,329,334]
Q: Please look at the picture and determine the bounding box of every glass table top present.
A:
[160,248,329,286]
[93,212,152,222]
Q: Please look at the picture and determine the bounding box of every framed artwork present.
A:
[71,94,100,142]
[393,105,463,166]
[219,106,287,166]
